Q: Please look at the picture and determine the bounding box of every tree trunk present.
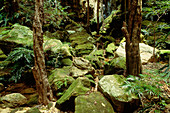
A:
[97,0,100,35]
[87,0,90,32]
[121,0,142,76]
[33,0,53,105]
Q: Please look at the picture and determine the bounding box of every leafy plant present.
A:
[44,0,74,30]
[0,47,34,82]
[122,70,169,112]
[142,0,170,51]
[159,64,170,81]
[85,74,95,84]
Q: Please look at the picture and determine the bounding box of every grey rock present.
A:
[0,93,27,107]
[75,91,115,113]
[98,75,139,113]
[70,57,95,77]
[116,42,159,64]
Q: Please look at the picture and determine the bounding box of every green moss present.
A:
[159,50,170,54]
[26,94,38,106]
[56,77,90,105]
[1,24,50,48]
[0,54,7,59]
[106,43,116,54]
[75,43,93,50]
[0,49,3,54]
[61,58,72,66]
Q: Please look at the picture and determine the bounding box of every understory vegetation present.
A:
[0,0,169,112]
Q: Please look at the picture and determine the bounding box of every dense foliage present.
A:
[142,0,170,49]
[122,69,169,112]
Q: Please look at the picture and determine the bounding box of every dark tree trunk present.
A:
[97,0,100,35]
[121,0,142,76]
[33,0,53,105]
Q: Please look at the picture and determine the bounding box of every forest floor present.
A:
[0,62,169,113]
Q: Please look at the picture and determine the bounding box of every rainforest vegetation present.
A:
[0,0,169,113]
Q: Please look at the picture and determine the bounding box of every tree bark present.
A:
[97,0,100,35]
[33,0,53,105]
[87,0,90,32]
[121,0,142,76]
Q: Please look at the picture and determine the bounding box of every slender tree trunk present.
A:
[33,0,53,105]
[97,0,100,35]
[121,0,142,76]
[87,0,90,32]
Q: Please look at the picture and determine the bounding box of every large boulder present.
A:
[84,49,105,69]
[116,42,159,64]
[75,91,115,113]
[0,24,72,57]
[56,77,90,105]
[98,75,139,113]
[44,39,72,57]
[0,93,27,107]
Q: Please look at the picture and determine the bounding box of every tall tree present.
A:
[121,0,142,76]
[33,0,53,105]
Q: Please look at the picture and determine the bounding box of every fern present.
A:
[0,47,34,83]
[85,74,95,84]
[122,70,169,112]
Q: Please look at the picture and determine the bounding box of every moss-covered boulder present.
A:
[48,67,75,96]
[0,24,72,57]
[0,24,34,47]
[0,93,27,107]
[98,75,139,113]
[61,58,73,66]
[70,57,95,77]
[56,77,90,105]
[84,49,105,69]
[104,57,126,75]
[75,91,115,113]
[44,30,69,42]
[69,27,95,56]
[0,24,44,54]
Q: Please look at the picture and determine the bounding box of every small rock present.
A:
[70,57,95,77]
